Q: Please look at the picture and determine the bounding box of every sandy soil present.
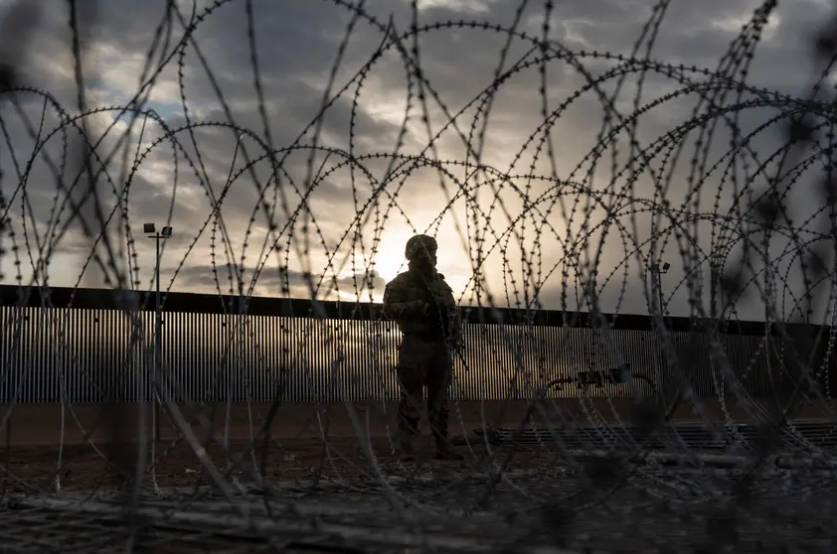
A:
[1,397,834,493]
[2,398,836,553]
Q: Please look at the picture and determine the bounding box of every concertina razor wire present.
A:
[1,0,837,551]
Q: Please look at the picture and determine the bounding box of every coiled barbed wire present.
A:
[1,0,837,551]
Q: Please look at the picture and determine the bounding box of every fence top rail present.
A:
[0,285,823,337]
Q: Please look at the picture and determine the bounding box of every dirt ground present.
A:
[1,397,835,492]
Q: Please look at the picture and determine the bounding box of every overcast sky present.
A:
[0,0,835,324]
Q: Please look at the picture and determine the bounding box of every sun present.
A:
[371,231,411,284]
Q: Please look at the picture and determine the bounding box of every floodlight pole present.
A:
[648,261,670,384]
[649,262,669,318]
[145,224,172,444]
[154,231,162,443]
[657,268,664,317]
[709,255,724,319]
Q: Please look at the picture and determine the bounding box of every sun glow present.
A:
[370,229,413,285]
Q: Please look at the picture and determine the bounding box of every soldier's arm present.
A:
[383,281,426,320]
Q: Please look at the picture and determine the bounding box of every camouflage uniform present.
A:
[383,235,464,461]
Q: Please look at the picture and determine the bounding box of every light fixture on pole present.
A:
[144,222,172,443]
[648,261,670,317]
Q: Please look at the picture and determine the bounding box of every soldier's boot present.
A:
[396,416,419,462]
[431,412,464,461]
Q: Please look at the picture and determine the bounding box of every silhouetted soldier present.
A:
[383,234,464,461]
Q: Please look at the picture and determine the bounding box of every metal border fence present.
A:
[0,286,833,403]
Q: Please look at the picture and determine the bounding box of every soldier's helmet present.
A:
[404,234,437,260]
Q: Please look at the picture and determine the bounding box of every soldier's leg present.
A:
[426,341,463,460]
[396,335,429,461]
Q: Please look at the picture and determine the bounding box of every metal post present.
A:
[144,222,171,493]
[656,270,664,318]
[710,256,724,320]
[154,233,161,442]
[649,262,669,387]
[648,262,668,318]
